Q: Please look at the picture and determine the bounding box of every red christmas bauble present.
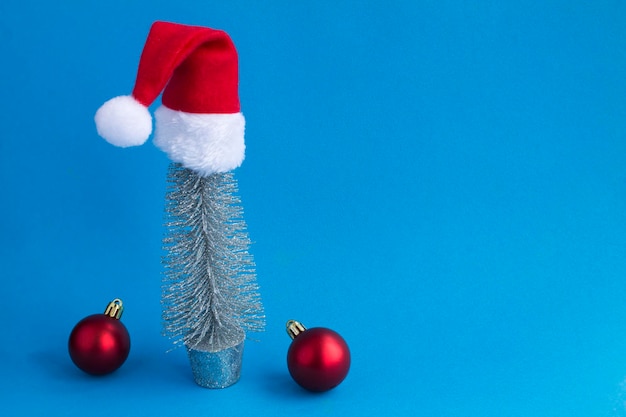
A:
[68,299,130,376]
[286,321,350,392]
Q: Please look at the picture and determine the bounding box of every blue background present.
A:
[1,1,626,416]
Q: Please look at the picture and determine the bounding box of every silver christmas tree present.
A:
[161,163,264,386]
[92,21,263,388]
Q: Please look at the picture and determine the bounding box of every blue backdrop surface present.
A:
[1,1,626,416]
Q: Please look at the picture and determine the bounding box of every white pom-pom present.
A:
[95,95,152,147]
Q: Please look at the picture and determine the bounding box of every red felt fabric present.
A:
[131,21,240,114]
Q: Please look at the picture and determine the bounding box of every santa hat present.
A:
[95,21,245,176]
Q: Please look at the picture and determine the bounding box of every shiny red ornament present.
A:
[68,299,131,376]
[286,320,350,392]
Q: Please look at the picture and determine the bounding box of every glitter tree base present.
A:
[187,328,245,388]
[161,163,264,387]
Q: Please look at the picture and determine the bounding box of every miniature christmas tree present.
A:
[162,163,264,351]
[94,21,264,388]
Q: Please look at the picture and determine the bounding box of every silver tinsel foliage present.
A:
[162,163,264,351]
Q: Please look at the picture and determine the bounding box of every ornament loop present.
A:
[104,298,124,320]
[286,320,307,340]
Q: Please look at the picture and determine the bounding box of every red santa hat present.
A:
[95,21,245,176]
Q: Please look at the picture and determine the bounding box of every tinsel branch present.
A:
[162,163,264,351]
